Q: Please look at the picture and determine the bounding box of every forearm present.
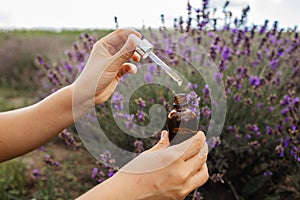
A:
[0,85,76,162]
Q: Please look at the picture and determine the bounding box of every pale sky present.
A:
[0,0,299,30]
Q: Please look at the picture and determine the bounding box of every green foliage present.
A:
[0,160,28,200]
[0,29,112,90]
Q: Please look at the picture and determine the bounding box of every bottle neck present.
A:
[173,93,188,111]
[173,103,188,112]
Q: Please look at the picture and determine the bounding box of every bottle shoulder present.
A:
[168,108,196,120]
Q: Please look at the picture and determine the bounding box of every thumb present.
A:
[107,35,137,72]
[147,130,170,152]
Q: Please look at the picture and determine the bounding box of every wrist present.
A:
[70,83,96,120]
[77,172,146,200]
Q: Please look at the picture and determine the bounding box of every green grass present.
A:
[0,86,35,111]
[0,28,113,91]
[0,159,28,200]
[0,143,97,199]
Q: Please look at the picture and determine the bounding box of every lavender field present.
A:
[1,1,299,199]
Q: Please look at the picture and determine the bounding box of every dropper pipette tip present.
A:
[148,52,183,86]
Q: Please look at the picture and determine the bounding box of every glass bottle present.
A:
[167,93,198,143]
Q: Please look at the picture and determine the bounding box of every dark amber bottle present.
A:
[167,93,198,143]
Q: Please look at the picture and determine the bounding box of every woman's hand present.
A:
[73,28,142,106]
[78,131,209,200]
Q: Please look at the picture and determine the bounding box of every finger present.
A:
[147,130,170,152]
[116,63,137,79]
[180,131,206,161]
[107,36,137,72]
[101,28,142,55]
[187,163,209,190]
[185,142,208,176]
[132,52,141,62]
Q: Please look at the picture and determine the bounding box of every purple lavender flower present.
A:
[269,58,279,71]
[218,60,227,72]
[293,97,299,105]
[91,167,98,179]
[112,92,124,111]
[134,140,144,153]
[253,125,259,132]
[284,137,290,148]
[97,178,104,183]
[268,106,274,112]
[166,48,173,55]
[236,67,248,78]
[135,97,146,108]
[206,136,221,148]
[36,55,44,65]
[281,95,291,106]
[225,88,231,95]
[64,62,73,72]
[280,151,284,157]
[125,113,136,129]
[214,72,223,82]
[76,62,85,72]
[33,169,41,179]
[186,91,201,118]
[44,154,60,167]
[275,143,284,157]
[281,107,289,116]
[202,84,210,99]
[107,170,115,178]
[137,110,145,121]
[277,47,285,57]
[208,31,214,37]
[186,91,200,107]
[186,82,193,90]
[227,125,234,132]
[291,125,297,131]
[144,73,153,83]
[222,46,232,60]
[249,75,260,87]
[266,125,272,135]
[233,94,242,102]
[263,171,273,177]
[201,106,211,118]
[149,63,155,74]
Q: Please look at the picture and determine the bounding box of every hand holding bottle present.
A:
[77,131,209,200]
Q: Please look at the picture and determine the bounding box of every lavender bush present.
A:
[34,1,299,199]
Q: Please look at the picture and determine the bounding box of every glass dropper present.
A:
[148,52,182,86]
[130,34,183,86]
